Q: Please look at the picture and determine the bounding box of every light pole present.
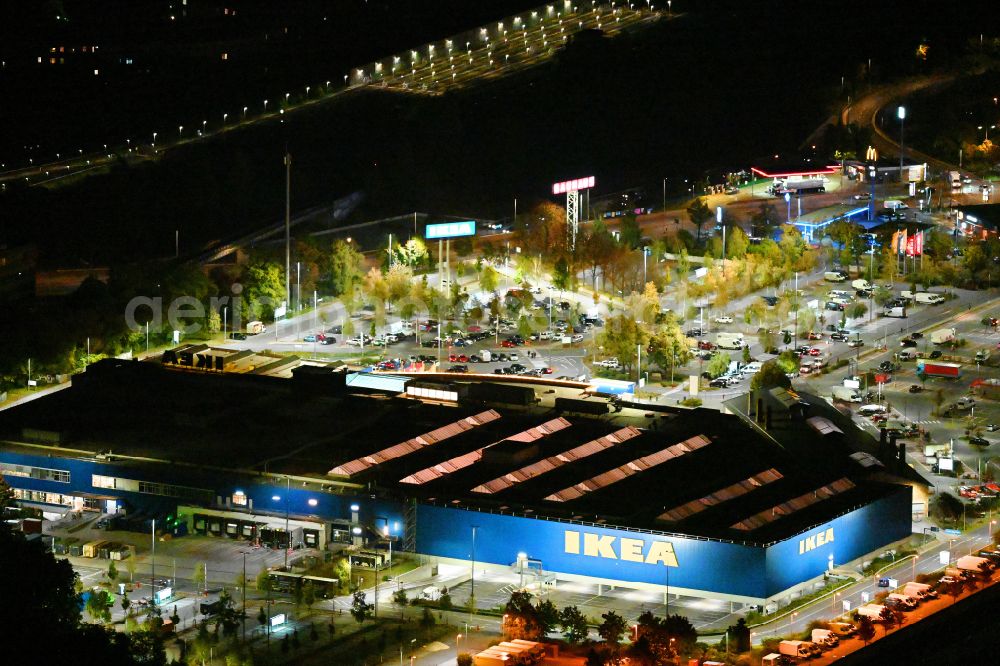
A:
[470,525,478,616]
[784,192,791,223]
[662,176,667,212]
[897,106,906,177]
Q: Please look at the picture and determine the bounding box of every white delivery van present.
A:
[884,200,908,210]
[883,306,906,318]
[900,291,915,301]
[886,593,918,610]
[824,271,848,282]
[716,333,746,350]
[851,279,872,291]
[898,349,917,361]
[915,292,945,305]
[811,628,838,647]
[833,386,862,402]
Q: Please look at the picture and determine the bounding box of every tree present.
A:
[536,599,560,636]
[242,262,285,321]
[457,653,474,666]
[620,214,642,249]
[193,562,207,592]
[302,581,316,609]
[598,315,648,374]
[687,198,713,243]
[329,239,365,296]
[850,302,868,321]
[933,491,964,523]
[86,589,112,624]
[552,256,571,291]
[503,591,543,640]
[517,201,568,257]
[560,605,589,644]
[873,285,893,308]
[706,351,732,378]
[255,568,272,593]
[479,265,500,293]
[107,560,118,584]
[856,615,875,645]
[350,590,372,624]
[725,225,750,259]
[750,360,792,391]
[598,610,627,647]
[878,605,901,634]
[257,606,266,628]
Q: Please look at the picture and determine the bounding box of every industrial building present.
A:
[0,356,927,608]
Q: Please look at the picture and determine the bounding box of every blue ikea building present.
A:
[0,359,926,606]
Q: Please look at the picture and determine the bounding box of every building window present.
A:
[92,475,116,489]
[1,463,70,483]
[232,491,247,506]
[13,488,73,507]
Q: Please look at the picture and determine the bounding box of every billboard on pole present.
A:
[426,221,476,239]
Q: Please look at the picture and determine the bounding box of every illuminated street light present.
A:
[178,125,183,138]
[263,99,269,110]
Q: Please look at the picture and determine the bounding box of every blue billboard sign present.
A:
[426,221,476,239]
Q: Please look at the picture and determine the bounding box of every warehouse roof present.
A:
[0,359,923,546]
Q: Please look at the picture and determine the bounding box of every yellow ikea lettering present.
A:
[798,528,834,554]
[563,530,678,567]
[645,541,678,567]
[583,532,617,559]
[565,530,581,555]
[619,537,644,563]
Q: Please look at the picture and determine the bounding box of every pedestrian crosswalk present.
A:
[912,420,941,425]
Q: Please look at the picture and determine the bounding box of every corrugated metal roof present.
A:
[471,426,642,494]
[731,477,856,531]
[807,416,843,436]
[544,434,711,502]
[657,468,784,523]
[328,410,501,476]
[399,417,572,485]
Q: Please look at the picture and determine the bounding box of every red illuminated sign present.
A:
[905,232,923,257]
[552,176,595,195]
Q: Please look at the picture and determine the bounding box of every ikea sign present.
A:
[426,221,476,239]
[799,528,834,554]
[564,530,678,567]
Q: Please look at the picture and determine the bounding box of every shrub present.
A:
[680,397,703,407]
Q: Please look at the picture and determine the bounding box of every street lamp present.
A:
[897,106,906,176]
[263,99,269,111]
[152,132,157,146]
[784,192,791,223]
[178,125,183,138]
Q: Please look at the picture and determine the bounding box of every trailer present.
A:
[956,555,993,573]
[916,360,961,379]
[856,604,886,621]
[930,328,956,345]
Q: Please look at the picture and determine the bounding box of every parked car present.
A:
[900,338,917,348]
[715,315,734,324]
[908,385,923,393]
[447,365,469,373]
[229,332,247,340]
[830,332,849,342]
[928,350,942,359]
[686,328,705,337]
[987,424,1000,432]
[698,340,715,351]
[807,331,823,340]
[761,296,779,306]
[970,436,991,447]
[709,377,729,388]
[570,334,584,343]
[848,339,864,348]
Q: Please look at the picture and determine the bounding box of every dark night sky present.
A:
[2,0,999,265]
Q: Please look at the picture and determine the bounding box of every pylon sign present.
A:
[552,176,595,250]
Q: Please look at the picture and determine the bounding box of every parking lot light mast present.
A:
[897,106,906,176]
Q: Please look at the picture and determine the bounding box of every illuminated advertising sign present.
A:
[155,587,172,603]
[417,485,911,599]
[270,613,286,627]
[161,349,225,371]
[905,232,923,257]
[425,221,476,239]
[552,176,595,194]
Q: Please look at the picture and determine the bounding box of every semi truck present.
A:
[949,170,962,190]
[773,179,826,196]
[917,360,961,379]
[930,327,956,344]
